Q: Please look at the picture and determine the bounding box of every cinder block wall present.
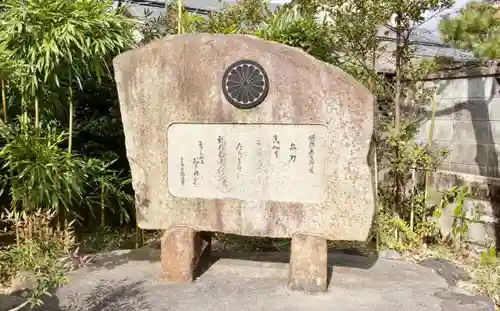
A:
[418,69,499,248]
[419,75,498,176]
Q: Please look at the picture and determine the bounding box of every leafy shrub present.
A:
[0,209,74,310]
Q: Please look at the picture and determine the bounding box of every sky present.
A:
[267,0,474,32]
[421,0,472,31]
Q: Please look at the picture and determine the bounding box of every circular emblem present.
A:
[222,60,269,109]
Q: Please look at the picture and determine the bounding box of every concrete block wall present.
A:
[418,75,500,177]
[437,198,497,246]
[417,72,500,247]
[432,171,499,248]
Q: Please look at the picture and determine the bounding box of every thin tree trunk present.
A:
[1,80,7,122]
[368,42,380,250]
[177,0,183,34]
[423,90,437,222]
[410,167,416,232]
[374,147,380,250]
[68,86,74,155]
[15,212,20,246]
[100,179,105,227]
[394,53,402,133]
[135,224,144,248]
[34,96,39,130]
[393,16,403,241]
[21,97,28,125]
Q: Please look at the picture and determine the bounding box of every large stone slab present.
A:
[114,34,376,291]
[113,34,375,241]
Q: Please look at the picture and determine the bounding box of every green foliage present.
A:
[204,0,273,34]
[256,7,336,63]
[0,0,136,92]
[0,209,74,309]
[0,120,86,215]
[0,3,136,307]
[79,226,138,253]
[440,2,500,59]
[0,119,132,223]
[0,0,497,308]
[222,234,291,252]
[481,247,498,267]
[83,158,133,226]
[0,46,23,83]
[0,0,136,222]
[390,0,454,24]
[377,183,440,251]
[0,241,69,308]
[475,247,500,306]
[315,1,388,57]
[138,0,338,64]
[435,185,475,249]
[147,0,457,254]
[136,10,171,44]
[383,122,447,177]
[0,0,137,159]
[375,79,449,251]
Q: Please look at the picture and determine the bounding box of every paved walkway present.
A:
[3,249,494,311]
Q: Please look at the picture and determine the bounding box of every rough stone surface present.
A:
[0,293,26,311]
[418,258,471,286]
[288,234,327,292]
[113,34,375,241]
[11,250,493,311]
[437,289,495,311]
[377,249,401,260]
[1,271,37,295]
[160,227,210,283]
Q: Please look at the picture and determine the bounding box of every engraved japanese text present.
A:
[236,142,243,178]
[308,134,315,173]
[289,143,297,163]
[217,135,228,189]
[272,134,280,158]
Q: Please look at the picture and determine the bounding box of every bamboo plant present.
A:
[0,0,136,153]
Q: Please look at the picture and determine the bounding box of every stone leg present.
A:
[160,227,212,283]
[288,234,328,292]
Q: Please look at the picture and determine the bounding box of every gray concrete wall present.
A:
[432,171,498,248]
[418,75,499,177]
[418,71,499,248]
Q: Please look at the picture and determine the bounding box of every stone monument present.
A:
[113,34,375,293]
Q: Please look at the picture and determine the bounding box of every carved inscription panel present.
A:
[167,124,328,203]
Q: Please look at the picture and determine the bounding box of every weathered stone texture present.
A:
[288,234,328,292]
[160,227,211,283]
[113,34,375,241]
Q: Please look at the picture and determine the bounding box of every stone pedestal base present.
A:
[160,227,212,283]
[288,234,328,292]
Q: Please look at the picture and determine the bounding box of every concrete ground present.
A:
[2,248,495,311]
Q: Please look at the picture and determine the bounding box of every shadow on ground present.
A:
[213,249,378,288]
[0,290,62,311]
[29,281,150,311]
[88,247,160,270]
[87,241,378,291]
[82,281,150,311]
